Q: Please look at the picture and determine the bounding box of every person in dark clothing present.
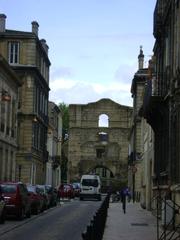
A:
[120,187,129,214]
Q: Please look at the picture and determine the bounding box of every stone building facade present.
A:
[0,54,21,181]
[141,0,180,215]
[68,98,132,189]
[129,48,154,209]
[129,47,149,202]
[0,14,50,184]
[46,101,62,187]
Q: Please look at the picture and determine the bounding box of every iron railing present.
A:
[151,194,180,240]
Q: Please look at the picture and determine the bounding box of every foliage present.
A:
[61,149,68,183]
[59,102,69,141]
[59,102,69,182]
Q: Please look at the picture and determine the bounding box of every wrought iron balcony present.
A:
[139,78,164,128]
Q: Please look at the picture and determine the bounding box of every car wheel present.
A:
[0,209,6,224]
[80,197,83,201]
[33,206,39,215]
[97,195,101,201]
[26,208,31,218]
[17,208,25,220]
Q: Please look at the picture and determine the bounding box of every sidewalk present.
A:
[102,201,157,240]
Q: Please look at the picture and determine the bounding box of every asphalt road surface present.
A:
[0,198,103,240]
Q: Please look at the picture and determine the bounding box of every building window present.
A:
[1,100,5,133]
[0,148,2,180]
[102,168,106,177]
[8,42,19,64]
[32,123,39,149]
[11,99,16,138]
[98,114,109,127]
[98,132,108,142]
[96,148,105,158]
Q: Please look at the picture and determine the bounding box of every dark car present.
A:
[36,185,50,209]
[0,194,6,224]
[45,185,58,207]
[27,185,44,214]
[0,182,31,220]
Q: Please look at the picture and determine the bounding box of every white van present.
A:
[79,174,101,201]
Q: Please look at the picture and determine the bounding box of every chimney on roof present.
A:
[31,21,39,36]
[0,14,6,32]
[40,39,49,55]
[138,45,144,69]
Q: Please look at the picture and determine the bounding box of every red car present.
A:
[58,184,75,199]
[0,182,31,220]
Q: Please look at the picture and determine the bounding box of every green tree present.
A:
[59,102,69,183]
[59,102,69,142]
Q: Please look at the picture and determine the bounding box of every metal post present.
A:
[133,172,135,203]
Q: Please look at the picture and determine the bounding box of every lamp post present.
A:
[132,165,137,203]
[0,90,11,102]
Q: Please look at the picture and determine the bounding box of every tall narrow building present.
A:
[0,54,21,181]
[0,14,51,184]
[129,47,149,202]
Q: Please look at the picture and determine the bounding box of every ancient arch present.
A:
[68,98,132,189]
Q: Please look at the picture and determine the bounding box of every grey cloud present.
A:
[49,81,132,106]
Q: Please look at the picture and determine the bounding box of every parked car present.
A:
[0,194,6,224]
[58,184,75,199]
[36,185,50,209]
[45,185,58,207]
[72,182,81,197]
[0,182,31,220]
[26,185,44,214]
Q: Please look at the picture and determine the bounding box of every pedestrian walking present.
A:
[120,187,130,214]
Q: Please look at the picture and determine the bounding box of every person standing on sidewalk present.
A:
[120,187,129,214]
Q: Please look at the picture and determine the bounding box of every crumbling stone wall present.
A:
[68,98,132,187]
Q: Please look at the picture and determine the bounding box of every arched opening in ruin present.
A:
[98,114,109,127]
[88,165,114,192]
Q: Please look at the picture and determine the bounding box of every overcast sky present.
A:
[1,0,156,106]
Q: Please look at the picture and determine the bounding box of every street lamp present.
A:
[1,90,11,102]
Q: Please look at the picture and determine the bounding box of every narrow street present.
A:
[0,198,103,240]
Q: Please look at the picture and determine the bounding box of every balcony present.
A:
[140,79,164,130]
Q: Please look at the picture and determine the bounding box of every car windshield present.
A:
[82,179,98,187]
[73,183,80,189]
[27,186,36,193]
[0,184,16,193]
